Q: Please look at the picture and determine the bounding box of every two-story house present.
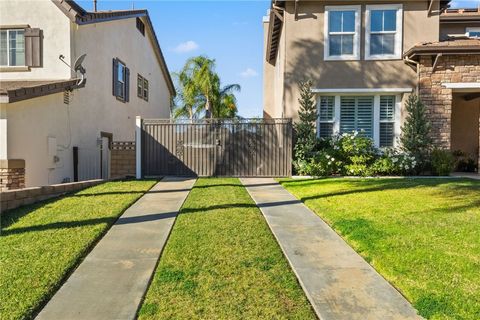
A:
[0,0,175,189]
[263,0,480,171]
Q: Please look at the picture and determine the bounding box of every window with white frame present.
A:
[318,96,335,138]
[0,29,25,66]
[317,94,399,147]
[366,4,403,60]
[379,96,395,147]
[466,27,480,38]
[340,96,374,138]
[324,6,361,60]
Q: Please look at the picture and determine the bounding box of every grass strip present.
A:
[280,177,480,320]
[139,178,315,319]
[0,180,157,320]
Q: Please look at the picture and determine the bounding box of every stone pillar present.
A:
[418,56,452,149]
[0,159,25,191]
[111,142,136,179]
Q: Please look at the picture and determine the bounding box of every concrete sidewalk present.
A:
[37,177,196,320]
[241,178,421,320]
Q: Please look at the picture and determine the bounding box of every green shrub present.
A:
[293,80,318,174]
[431,149,455,176]
[400,94,432,173]
[334,132,377,176]
[453,150,478,172]
[369,149,417,176]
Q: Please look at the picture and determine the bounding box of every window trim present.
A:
[0,28,26,67]
[317,96,335,138]
[316,93,401,148]
[466,27,480,38]
[137,73,149,101]
[324,5,361,61]
[117,60,126,101]
[365,4,403,61]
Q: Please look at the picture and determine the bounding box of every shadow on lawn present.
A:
[2,211,179,236]
[285,178,480,203]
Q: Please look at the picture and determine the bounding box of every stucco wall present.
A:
[71,17,171,141]
[3,93,76,186]
[0,0,72,80]
[264,0,440,120]
[2,9,173,187]
[440,22,480,40]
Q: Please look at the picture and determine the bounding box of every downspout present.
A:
[404,56,420,95]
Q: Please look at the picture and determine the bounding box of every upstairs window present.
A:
[0,29,25,66]
[137,74,149,101]
[136,18,145,36]
[324,6,361,61]
[467,27,480,38]
[366,4,403,60]
[112,58,130,102]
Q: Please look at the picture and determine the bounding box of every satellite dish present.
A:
[74,54,86,75]
[59,53,87,86]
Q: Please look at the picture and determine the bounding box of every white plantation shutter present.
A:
[380,96,395,147]
[340,97,356,133]
[340,96,373,138]
[318,96,335,138]
[357,96,374,137]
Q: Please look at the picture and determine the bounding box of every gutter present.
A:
[403,56,420,94]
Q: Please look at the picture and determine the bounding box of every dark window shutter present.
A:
[112,58,118,96]
[25,28,42,67]
[125,67,130,102]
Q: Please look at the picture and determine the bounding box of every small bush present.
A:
[431,149,455,176]
[452,150,478,172]
[369,149,417,176]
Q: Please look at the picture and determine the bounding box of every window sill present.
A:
[365,55,402,61]
[0,66,30,72]
[324,56,360,61]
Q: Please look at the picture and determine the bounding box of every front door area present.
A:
[451,93,480,172]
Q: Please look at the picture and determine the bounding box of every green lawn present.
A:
[279,177,480,320]
[138,178,315,319]
[0,180,157,320]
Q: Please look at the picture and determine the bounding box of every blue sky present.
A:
[78,0,480,118]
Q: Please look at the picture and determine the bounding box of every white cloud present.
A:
[240,68,258,78]
[172,41,199,53]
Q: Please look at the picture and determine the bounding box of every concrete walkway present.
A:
[452,172,480,180]
[37,177,196,320]
[241,178,421,320]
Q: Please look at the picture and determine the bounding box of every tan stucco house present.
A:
[0,0,175,189]
[263,0,480,170]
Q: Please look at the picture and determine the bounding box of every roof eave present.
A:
[50,0,176,97]
[405,46,480,60]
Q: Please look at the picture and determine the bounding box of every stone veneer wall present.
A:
[0,179,103,214]
[418,55,480,149]
[111,141,136,179]
[0,159,25,191]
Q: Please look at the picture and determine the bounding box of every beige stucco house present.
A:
[263,0,480,170]
[0,0,175,189]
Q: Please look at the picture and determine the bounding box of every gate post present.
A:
[135,116,142,179]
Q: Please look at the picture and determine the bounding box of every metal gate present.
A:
[141,118,292,177]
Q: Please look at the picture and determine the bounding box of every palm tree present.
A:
[213,84,241,118]
[172,56,241,119]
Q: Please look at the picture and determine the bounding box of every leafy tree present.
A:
[293,80,318,173]
[400,94,432,172]
[173,56,240,119]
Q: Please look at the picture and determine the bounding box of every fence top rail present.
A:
[142,118,292,125]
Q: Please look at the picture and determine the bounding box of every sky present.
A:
[77,0,480,118]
